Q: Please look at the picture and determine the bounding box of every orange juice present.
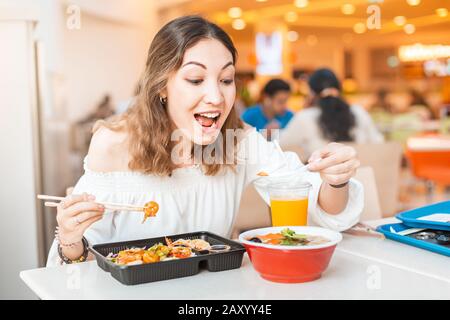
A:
[270,197,308,226]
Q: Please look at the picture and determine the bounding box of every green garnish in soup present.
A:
[248,228,330,246]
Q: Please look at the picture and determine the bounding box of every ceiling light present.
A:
[406,0,420,6]
[287,31,299,42]
[353,22,366,34]
[404,23,415,34]
[294,0,309,8]
[285,11,298,22]
[341,4,356,15]
[232,19,246,30]
[393,16,406,26]
[436,8,448,18]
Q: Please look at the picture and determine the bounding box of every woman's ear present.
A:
[159,89,167,99]
[159,89,168,106]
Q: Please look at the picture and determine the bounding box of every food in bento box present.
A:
[142,201,159,223]
[106,237,212,266]
[165,237,212,251]
[247,228,330,246]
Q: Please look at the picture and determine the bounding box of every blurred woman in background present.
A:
[408,89,436,121]
[280,68,383,159]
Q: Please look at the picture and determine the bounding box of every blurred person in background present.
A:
[116,83,142,115]
[78,94,115,124]
[72,94,116,156]
[241,79,293,137]
[280,68,384,159]
[369,88,432,144]
[372,88,393,114]
[370,88,395,138]
[408,89,436,121]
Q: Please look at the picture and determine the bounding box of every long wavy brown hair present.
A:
[94,15,244,176]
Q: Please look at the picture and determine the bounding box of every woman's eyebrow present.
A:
[221,61,234,70]
[182,61,206,69]
[181,61,234,70]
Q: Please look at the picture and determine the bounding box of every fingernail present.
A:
[88,195,96,201]
[98,205,104,210]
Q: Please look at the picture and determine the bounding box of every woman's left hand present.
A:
[307,142,360,186]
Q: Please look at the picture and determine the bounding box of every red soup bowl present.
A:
[239,226,342,283]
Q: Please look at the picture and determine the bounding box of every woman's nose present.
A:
[203,81,224,106]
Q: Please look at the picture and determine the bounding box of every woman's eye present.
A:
[221,79,234,85]
[186,79,203,85]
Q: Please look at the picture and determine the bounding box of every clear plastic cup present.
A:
[268,182,311,227]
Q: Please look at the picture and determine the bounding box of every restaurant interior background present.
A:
[1,0,449,298]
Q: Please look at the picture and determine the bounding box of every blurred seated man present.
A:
[241,79,293,138]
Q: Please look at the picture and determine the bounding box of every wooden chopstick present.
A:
[38,195,144,212]
[37,195,64,201]
[344,223,385,239]
[257,163,310,177]
[43,201,142,212]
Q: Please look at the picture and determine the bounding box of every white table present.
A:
[20,219,450,300]
[407,135,450,151]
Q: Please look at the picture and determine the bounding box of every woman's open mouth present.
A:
[193,111,221,131]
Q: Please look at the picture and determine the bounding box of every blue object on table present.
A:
[396,200,450,231]
[376,223,450,257]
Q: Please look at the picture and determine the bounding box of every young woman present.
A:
[47,16,363,266]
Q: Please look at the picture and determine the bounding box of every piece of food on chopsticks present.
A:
[247,228,330,246]
[141,201,159,223]
[257,171,269,176]
[106,237,212,266]
[38,194,159,224]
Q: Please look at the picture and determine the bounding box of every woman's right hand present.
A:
[56,193,105,245]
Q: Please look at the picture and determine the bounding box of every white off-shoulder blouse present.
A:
[47,128,363,266]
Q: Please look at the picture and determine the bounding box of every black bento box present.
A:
[89,231,246,285]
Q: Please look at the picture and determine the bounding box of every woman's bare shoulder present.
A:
[87,125,130,172]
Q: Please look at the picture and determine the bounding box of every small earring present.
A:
[159,96,167,106]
